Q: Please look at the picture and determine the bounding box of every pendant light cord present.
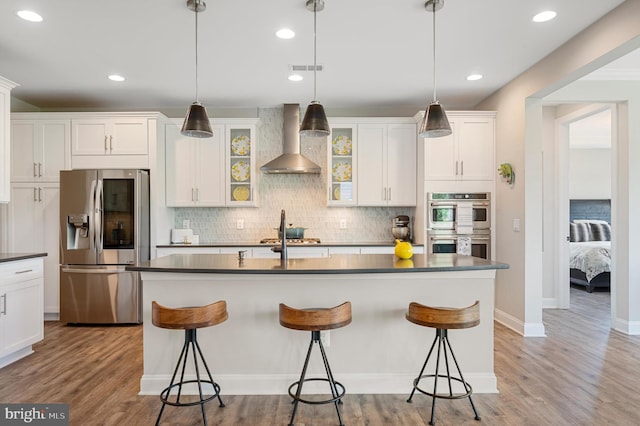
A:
[195,1,200,104]
[313,1,318,102]
[432,1,437,102]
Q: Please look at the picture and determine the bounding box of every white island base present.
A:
[138,267,498,396]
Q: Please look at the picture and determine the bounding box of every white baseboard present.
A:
[0,346,34,369]
[139,372,498,396]
[542,297,560,308]
[613,318,640,335]
[44,312,60,321]
[494,309,546,337]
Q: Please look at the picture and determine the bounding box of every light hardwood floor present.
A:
[1,287,639,425]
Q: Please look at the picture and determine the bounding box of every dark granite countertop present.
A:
[157,242,422,248]
[128,253,508,275]
[0,253,48,263]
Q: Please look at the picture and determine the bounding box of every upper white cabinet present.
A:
[423,113,495,181]
[70,113,162,169]
[0,76,18,203]
[165,123,225,207]
[328,118,417,207]
[11,117,71,182]
[165,119,257,207]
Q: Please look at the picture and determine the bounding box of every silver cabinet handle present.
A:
[104,135,108,152]
[39,187,42,202]
[191,188,195,202]
[33,187,37,202]
[0,294,5,315]
[39,162,43,177]
[195,188,199,201]
[110,135,113,152]
[461,160,464,176]
[33,162,38,178]
[388,187,391,201]
[455,161,459,175]
[15,269,33,274]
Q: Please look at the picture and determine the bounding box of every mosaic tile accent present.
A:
[174,107,416,244]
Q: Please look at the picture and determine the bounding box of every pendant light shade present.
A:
[420,101,451,138]
[182,102,213,137]
[300,0,330,137]
[181,0,212,138]
[419,0,451,138]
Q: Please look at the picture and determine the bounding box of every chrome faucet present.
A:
[271,209,287,261]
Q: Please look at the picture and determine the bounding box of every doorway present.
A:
[552,103,615,316]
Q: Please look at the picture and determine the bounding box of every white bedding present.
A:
[569,241,611,282]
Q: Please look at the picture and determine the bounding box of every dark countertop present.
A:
[157,242,422,248]
[127,253,508,275]
[0,253,48,263]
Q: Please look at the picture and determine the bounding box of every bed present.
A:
[569,220,611,292]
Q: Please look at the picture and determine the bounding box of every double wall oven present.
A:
[427,192,491,259]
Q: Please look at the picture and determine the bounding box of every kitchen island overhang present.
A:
[128,253,508,396]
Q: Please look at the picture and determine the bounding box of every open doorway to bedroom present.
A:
[555,104,614,312]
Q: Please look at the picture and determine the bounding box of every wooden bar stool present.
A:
[406,300,481,425]
[152,300,228,426]
[279,301,352,426]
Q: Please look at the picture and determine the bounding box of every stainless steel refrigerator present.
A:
[59,169,149,324]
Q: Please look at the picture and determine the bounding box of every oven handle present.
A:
[430,202,490,207]
[430,236,491,241]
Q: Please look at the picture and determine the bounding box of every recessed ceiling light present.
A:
[466,74,483,81]
[17,10,43,22]
[108,74,125,82]
[288,74,303,82]
[276,28,295,39]
[532,10,556,23]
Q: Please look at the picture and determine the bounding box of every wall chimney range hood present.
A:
[260,104,321,174]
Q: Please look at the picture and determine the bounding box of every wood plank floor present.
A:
[1,287,639,425]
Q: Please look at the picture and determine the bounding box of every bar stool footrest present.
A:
[288,378,346,405]
[160,380,223,407]
[413,374,473,400]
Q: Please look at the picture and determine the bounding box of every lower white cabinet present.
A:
[0,257,44,368]
[7,183,59,315]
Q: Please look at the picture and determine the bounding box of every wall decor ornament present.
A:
[498,163,514,185]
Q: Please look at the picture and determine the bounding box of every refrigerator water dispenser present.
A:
[67,214,89,249]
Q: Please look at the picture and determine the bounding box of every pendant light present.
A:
[419,0,452,138]
[300,0,330,137]
[181,0,213,138]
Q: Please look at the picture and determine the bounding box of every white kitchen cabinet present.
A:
[328,247,361,254]
[424,113,495,181]
[328,119,416,207]
[156,246,221,257]
[7,184,59,315]
[0,76,18,203]
[165,119,257,207]
[165,123,225,207]
[0,257,44,368]
[328,124,357,206]
[11,118,71,182]
[226,123,257,206]
[252,246,329,259]
[357,123,416,206]
[71,114,156,169]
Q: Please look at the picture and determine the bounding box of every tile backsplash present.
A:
[173,107,416,244]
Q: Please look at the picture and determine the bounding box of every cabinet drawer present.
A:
[0,258,44,284]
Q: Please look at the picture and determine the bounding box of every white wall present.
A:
[569,148,612,199]
[475,0,640,335]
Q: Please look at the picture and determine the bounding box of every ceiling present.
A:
[0,0,632,115]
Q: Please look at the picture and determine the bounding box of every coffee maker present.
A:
[392,215,411,242]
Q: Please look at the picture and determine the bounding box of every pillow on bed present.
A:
[570,222,591,242]
[574,219,609,224]
[589,222,611,241]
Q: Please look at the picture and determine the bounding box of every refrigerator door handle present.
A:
[61,266,128,274]
[95,179,104,253]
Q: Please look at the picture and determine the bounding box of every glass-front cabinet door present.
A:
[327,123,357,206]
[226,122,257,206]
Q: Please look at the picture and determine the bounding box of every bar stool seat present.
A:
[279,301,352,426]
[406,300,481,425]
[152,300,228,426]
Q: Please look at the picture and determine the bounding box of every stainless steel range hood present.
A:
[260,104,321,174]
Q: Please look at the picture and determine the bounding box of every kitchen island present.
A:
[128,253,508,396]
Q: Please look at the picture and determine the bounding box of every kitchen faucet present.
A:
[271,209,287,261]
